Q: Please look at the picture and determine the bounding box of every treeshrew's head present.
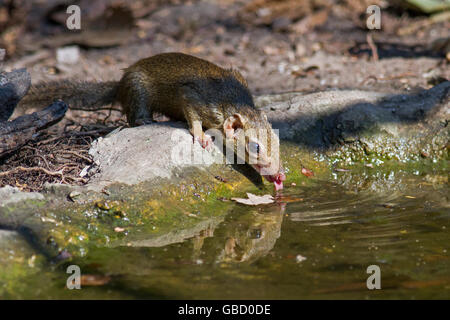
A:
[223,110,286,191]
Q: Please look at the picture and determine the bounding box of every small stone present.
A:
[272,17,291,32]
[257,8,271,17]
[79,166,90,177]
[295,44,306,57]
[295,254,307,263]
[56,46,80,64]
[312,42,321,52]
[28,254,36,268]
[68,191,81,201]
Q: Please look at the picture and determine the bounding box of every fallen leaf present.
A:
[80,274,111,286]
[301,167,314,177]
[232,193,274,205]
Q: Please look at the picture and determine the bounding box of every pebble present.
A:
[57,46,80,64]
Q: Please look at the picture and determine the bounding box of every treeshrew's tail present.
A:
[18,80,119,110]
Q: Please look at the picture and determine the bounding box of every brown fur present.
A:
[19,52,284,183]
[19,80,118,110]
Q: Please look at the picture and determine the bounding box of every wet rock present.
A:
[0,229,18,243]
[110,215,225,248]
[259,81,449,163]
[0,185,44,206]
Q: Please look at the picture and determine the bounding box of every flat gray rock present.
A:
[0,185,44,206]
[87,122,224,189]
[0,230,19,243]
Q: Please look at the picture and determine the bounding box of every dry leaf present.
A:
[80,274,111,286]
[301,167,314,177]
[232,193,274,205]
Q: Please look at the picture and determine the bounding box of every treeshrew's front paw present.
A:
[193,133,213,151]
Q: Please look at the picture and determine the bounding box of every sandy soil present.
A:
[4,0,449,96]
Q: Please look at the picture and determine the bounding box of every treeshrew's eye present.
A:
[248,141,260,154]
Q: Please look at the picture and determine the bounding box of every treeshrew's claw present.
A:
[193,134,213,151]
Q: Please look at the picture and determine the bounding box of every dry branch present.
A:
[0,101,68,158]
[0,68,31,121]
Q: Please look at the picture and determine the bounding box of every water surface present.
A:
[1,169,449,299]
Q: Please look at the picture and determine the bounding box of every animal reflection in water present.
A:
[190,202,286,264]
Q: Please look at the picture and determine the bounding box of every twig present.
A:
[366,33,379,62]
[36,128,112,146]
[0,166,87,183]
[0,166,63,178]
[12,50,51,69]
[70,106,122,112]
[59,150,93,163]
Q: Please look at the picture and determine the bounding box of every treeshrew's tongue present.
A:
[262,171,286,191]
[274,180,283,191]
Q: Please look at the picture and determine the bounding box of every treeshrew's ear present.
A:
[223,113,246,139]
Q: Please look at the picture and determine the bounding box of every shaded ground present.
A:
[0,125,114,191]
[0,0,449,191]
